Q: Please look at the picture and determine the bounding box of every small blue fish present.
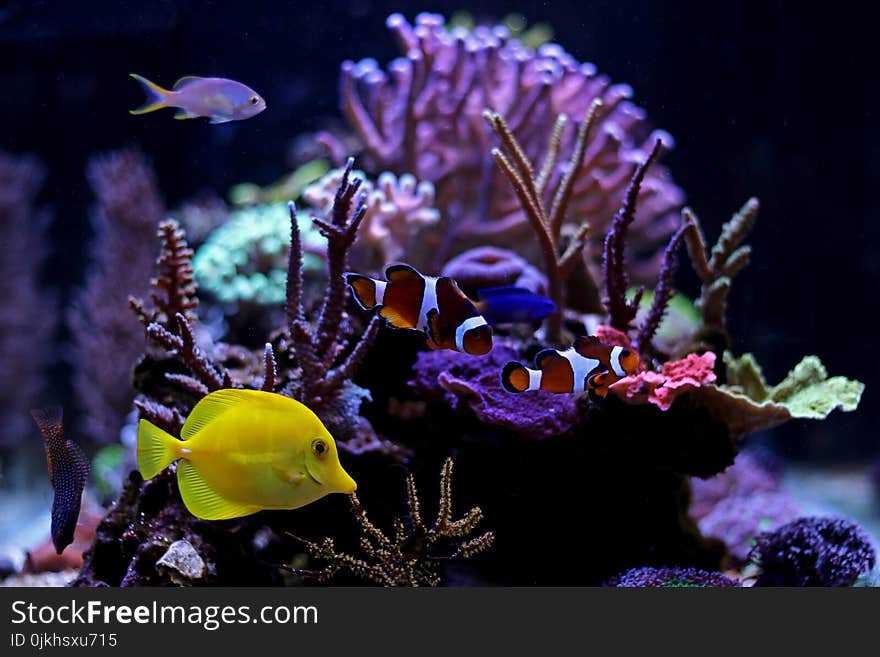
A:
[129,73,266,124]
[474,286,557,325]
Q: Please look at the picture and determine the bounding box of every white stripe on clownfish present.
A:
[373,280,387,306]
[416,276,438,332]
[455,315,489,352]
[609,345,626,378]
[528,368,542,391]
[559,347,601,392]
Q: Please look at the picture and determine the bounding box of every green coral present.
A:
[725,352,864,420]
[192,202,326,305]
[691,352,865,438]
[228,159,330,207]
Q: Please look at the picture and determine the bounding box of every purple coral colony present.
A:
[1,12,875,588]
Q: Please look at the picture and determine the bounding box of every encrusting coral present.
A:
[0,151,54,447]
[287,458,494,586]
[604,566,739,587]
[68,147,166,445]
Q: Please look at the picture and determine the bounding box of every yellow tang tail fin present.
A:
[128,73,171,115]
[137,419,181,479]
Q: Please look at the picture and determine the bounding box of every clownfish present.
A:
[501,336,640,397]
[345,263,493,355]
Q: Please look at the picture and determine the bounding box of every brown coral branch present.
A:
[602,138,665,331]
[289,457,494,586]
[133,398,184,435]
[549,99,602,237]
[164,373,210,398]
[148,220,197,328]
[175,313,230,391]
[485,108,603,344]
[680,198,760,355]
[262,342,276,392]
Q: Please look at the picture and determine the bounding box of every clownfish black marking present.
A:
[30,407,90,555]
[344,263,493,355]
[501,336,640,396]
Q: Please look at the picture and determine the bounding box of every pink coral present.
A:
[610,351,717,411]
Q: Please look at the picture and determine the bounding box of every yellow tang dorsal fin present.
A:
[173,75,203,89]
[177,460,261,520]
[181,388,269,440]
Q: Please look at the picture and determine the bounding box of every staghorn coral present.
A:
[680,198,759,356]
[604,566,739,588]
[340,12,683,275]
[748,516,877,587]
[0,151,54,447]
[302,165,440,273]
[288,458,494,586]
[68,147,165,445]
[484,104,602,342]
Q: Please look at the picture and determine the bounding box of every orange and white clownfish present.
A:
[344,263,493,356]
[501,336,640,397]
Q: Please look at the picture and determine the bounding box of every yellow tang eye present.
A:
[311,438,328,457]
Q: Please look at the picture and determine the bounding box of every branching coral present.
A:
[0,151,54,447]
[68,147,165,444]
[288,458,494,586]
[340,12,683,275]
[302,165,440,273]
[484,104,602,343]
[747,516,877,587]
[680,198,759,355]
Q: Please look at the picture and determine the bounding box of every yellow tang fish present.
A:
[128,73,266,124]
[137,389,356,520]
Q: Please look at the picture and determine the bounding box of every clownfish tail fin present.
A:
[501,361,531,393]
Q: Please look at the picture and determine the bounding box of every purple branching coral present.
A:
[604,566,740,588]
[339,12,683,277]
[68,147,165,444]
[747,516,877,587]
[131,158,381,451]
[0,151,55,447]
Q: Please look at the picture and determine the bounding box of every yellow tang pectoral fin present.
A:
[273,464,306,485]
[177,460,261,520]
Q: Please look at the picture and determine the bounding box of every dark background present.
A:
[0,0,876,462]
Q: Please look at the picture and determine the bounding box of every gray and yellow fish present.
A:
[129,73,266,124]
[137,389,356,520]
